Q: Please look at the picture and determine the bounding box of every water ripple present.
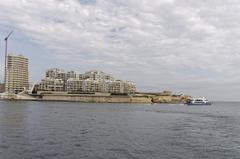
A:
[0,101,239,159]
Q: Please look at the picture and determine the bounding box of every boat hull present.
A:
[186,98,212,105]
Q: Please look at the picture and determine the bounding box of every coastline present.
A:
[0,92,190,104]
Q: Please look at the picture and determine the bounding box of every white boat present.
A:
[186,97,211,105]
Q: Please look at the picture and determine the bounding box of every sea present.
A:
[0,101,239,159]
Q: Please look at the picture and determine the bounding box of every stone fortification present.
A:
[41,93,152,103]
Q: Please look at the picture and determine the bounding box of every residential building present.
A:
[0,83,4,93]
[38,69,136,94]
[108,80,127,94]
[45,68,65,80]
[65,71,77,79]
[43,68,77,91]
[123,81,136,94]
[66,78,136,94]
[38,78,64,92]
[66,78,85,93]
[5,54,28,94]
[83,70,114,81]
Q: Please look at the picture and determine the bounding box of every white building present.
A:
[40,68,77,91]
[38,69,136,94]
[45,68,65,80]
[66,79,136,94]
[38,78,64,92]
[83,70,114,81]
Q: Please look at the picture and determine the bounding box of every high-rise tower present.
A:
[5,54,29,94]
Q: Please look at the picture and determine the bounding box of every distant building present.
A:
[65,71,77,80]
[41,68,77,91]
[38,77,64,92]
[45,68,65,80]
[5,54,29,94]
[38,69,137,94]
[83,70,114,81]
[0,83,5,93]
[123,81,136,94]
[66,79,104,93]
[66,78,136,94]
[108,80,124,94]
[66,78,85,93]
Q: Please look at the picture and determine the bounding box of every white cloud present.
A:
[0,0,240,99]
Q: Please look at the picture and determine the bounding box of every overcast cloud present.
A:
[0,0,240,101]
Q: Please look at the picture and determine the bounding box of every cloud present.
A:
[0,0,240,99]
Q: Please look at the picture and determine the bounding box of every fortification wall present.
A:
[41,94,152,103]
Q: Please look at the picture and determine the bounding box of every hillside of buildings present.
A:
[33,68,136,95]
[1,55,191,104]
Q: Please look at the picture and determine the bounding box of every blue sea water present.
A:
[0,101,239,159]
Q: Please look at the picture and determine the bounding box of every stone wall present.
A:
[130,96,152,103]
[41,94,152,103]
[151,95,190,104]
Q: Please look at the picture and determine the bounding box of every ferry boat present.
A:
[186,97,212,105]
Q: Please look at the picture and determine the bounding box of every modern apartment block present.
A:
[83,70,114,81]
[37,68,136,94]
[66,78,136,94]
[45,68,65,80]
[39,68,74,91]
[66,79,109,93]
[38,78,64,92]
[5,54,29,94]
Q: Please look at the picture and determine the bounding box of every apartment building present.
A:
[67,79,136,94]
[0,83,4,93]
[40,68,77,91]
[5,54,29,94]
[83,70,114,81]
[38,69,136,94]
[107,80,124,94]
[124,81,137,94]
[38,78,64,92]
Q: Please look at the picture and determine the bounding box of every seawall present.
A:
[41,94,152,103]
[1,92,190,104]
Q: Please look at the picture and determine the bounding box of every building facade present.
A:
[37,69,137,94]
[82,70,114,81]
[38,68,77,91]
[0,83,5,93]
[38,78,64,92]
[5,54,29,94]
[66,79,136,94]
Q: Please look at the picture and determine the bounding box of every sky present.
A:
[0,0,240,101]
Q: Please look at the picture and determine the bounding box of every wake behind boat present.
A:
[186,97,212,105]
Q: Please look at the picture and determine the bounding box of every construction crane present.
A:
[4,30,14,91]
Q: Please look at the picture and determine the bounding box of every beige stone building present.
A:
[43,68,77,91]
[0,83,5,93]
[5,54,29,94]
[123,81,136,94]
[67,79,136,94]
[37,69,137,94]
[83,70,114,81]
[107,80,124,94]
[38,78,64,92]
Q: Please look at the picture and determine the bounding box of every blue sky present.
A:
[1,0,240,101]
